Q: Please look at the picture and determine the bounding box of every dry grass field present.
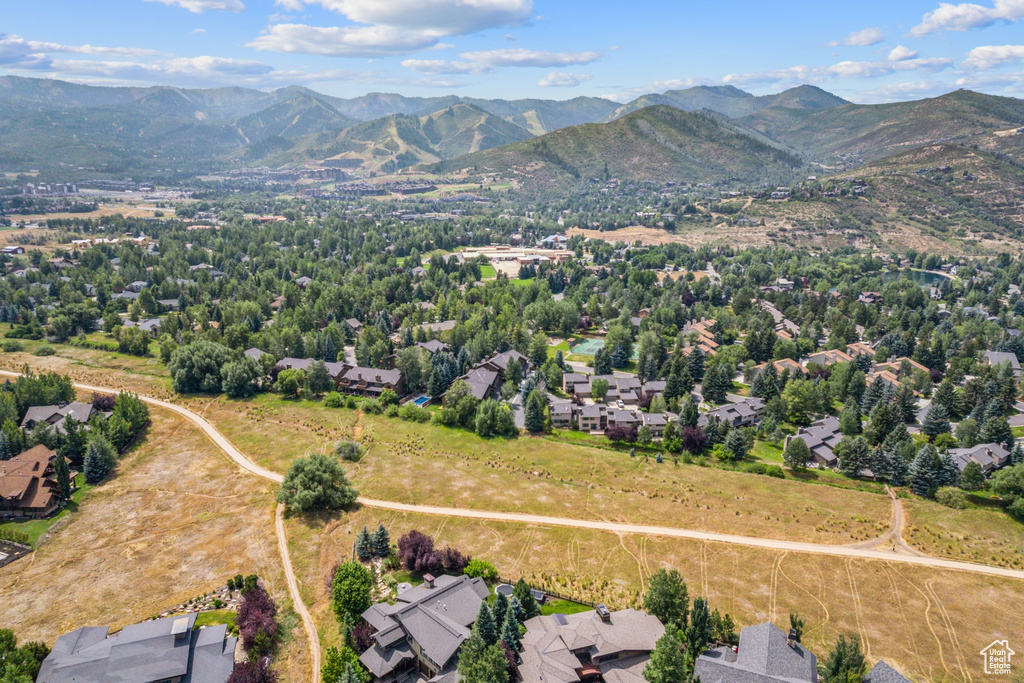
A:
[0,407,310,682]
[289,506,1022,683]
[903,497,1024,569]
[195,396,892,545]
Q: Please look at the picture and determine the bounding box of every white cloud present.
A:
[292,0,532,33]
[909,0,1024,36]
[888,45,919,61]
[191,28,207,34]
[857,80,951,103]
[0,33,159,70]
[538,71,591,87]
[828,27,885,47]
[459,48,600,67]
[962,44,1024,69]
[248,23,446,57]
[145,0,244,12]
[401,58,491,74]
[723,56,952,87]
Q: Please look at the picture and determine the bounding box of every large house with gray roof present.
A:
[37,612,236,683]
[20,401,100,435]
[788,416,843,468]
[947,442,1011,475]
[517,607,664,683]
[694,622,818,682]
[360,574,490,682]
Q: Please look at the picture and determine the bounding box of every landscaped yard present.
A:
[193,609,238,632]
[0,475,91,546]
[541,598,593,616]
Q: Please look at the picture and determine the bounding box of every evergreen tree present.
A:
[53,450,71,502]
[0,432,11,461]
[931,379,958,418]
[611,343,629,369]
[687,347,706,382]
[500,610,521,652]
[838,436,870,478]
[681,397,699,428]
[922,403,951,440]
[83,435,117,485]
[593,346,612,375]
[860,378,883,414]
[725,429,749,461]
[513,578,540,618]
[818,634,866,683]
[508,597,526,624]
[58,416,88,469]
[525,390,546,433]
[472,602,498,647]
[684,597,713,661]
[866,401,895,446]
[355,526,372,561]
[981,413,1014,447]
[838,399,862,436]
[910,445,940,497]
[372,523,390,559]
[938,452,960,488]
[750,363,779,401]
[886,449,910,486]
[492,591,508,630]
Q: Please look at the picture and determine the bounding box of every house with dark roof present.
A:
[695,622,818,682]
[37,612,236,683]
[476,350,529,380]
[20,401,98,434]
[864,661,913,682]
[788,416,842,468]
[339,366,405,397]
[360,574,490,682]
[947,443,1011,475]
[983,350,1021,377]
[345,318,364,333]
[0,445,62,518]
[698,398,766,429]
[517,607,664,683]
[244,347,267,362]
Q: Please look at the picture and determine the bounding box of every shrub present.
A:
[361,398,384,414]
[334,440,363,462]
[1008,497,1024,522]
[465,558,499,581]
[276,453,359,513]
[380,388,398,406]
[237,586,278,657]
[396,530,471,575]
[33,345,55,356]
[765,465,785,478]
[332,561,373,621]
[936,486,969,509]
[1,340,23,352]
[169,340,232,394]
[228,661,278,683]
[398,404,432,422]
[746,463,767,475]
[384,404,399,417]
[324,392,345,408]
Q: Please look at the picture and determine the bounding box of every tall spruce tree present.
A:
[922,403,951,440]
[472,602,498,647]
[355,526,372,561]
[53,450,71,501]
[372,523,390,558]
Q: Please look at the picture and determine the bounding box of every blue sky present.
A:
[2,0,1024,103]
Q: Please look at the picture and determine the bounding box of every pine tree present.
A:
[83,435,116,485]
[472,602,498,646]
[593,346,612,375]
[500,609,521,652]
[611,343,628,369]
[0,431,11,461]
[508,596,526,623]
[725,429,748,461]
[355,526,373,561]
[372,523,390,559]
[525,390,546,433]
[838,399,862,436]
[981,414,1014,447]
[910,445,939,497]
[922,403,951,440]
[931,379,958,418]
[492,591,508,629]
[54,450,71,501]
[860,378,883,414]
[687,347,706,382]
[681,397,699,428]
[886,450,909,486]
[838,436,870,478]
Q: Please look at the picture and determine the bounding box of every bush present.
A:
[169,340,232,394]
[237,586,278,659]
[397,530,471,575]
[765,465,785,478]
[398,404,432,422]
[33,345,55,356]
[324,392,345,408]
[1,340,23,352]
[276,453,359,513]
[335,440,363,462]
[746,463,767,475]
[385,404,399,417]
[361,398,384,414]
[936,486,969,509]
[1008,497,1024,522]
[464,558,499,581]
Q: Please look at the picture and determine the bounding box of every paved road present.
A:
[10,369,1024,681]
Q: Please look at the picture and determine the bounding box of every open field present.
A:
[195,395,892,545]
[5,203,171,224]
[903,497,1024,569]
[289,506,1024,683]
[0,406,309,682]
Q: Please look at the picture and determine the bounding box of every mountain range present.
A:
[0,76,1022,185]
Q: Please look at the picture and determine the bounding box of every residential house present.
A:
[37,612,236,683]
[415,340,449,355]
[756,358,804,377]
[345,318,364,334]
[295,275,313,289]
[476,350,530,380]
[244,347,267,362]
[1,246,25,255]
[948,443,1011,475]
[694,622,818,683]
[125,280,149,293]
[549,400,575,429]
[863,661,913,682]
[859,292,883,305]
[517,607,665,683]
[579,404,607,432]
[640,412,672,438]
[125,317,163,337]
[698,397,766,429]
[788,416,843,468]
[20,401,98,434]
[983,350,1022,377]
[0,445,62,519]
[450,367,501,402]
[846,342,875,360]
[359,574,489,682]
[562,373,590,394]
[339,366,404,397]
[607,409,640,429]
[808,349,852,367]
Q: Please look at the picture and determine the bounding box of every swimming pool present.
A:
[413,396,430,406]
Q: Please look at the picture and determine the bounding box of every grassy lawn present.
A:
[479,264,496,279]
[750,441,784,464]
[541,598,593,616]
[193,609,237,631]
[511,278,534,287]
[730,382,750,396]
[0,475,91,546]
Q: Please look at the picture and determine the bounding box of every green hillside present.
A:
[605,85,847,122]
[430,105,805,189]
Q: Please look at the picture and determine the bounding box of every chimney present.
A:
[788,628,798,648]
[423,573,435,589]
